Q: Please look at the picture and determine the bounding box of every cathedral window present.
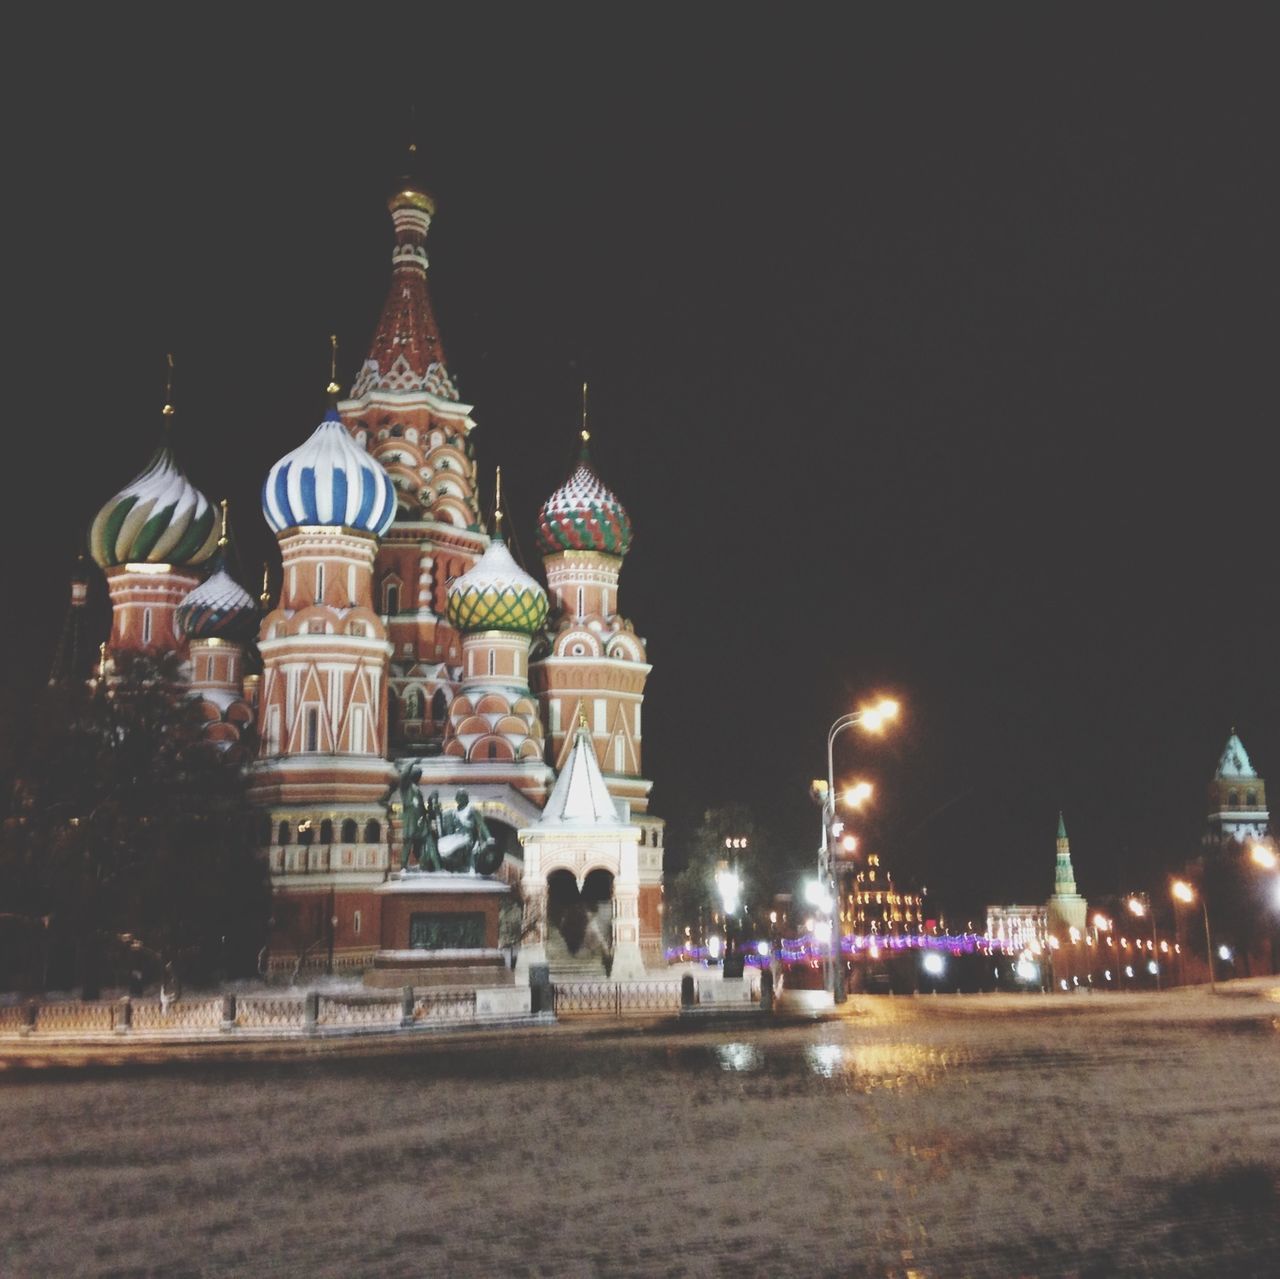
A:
[1246,790,1257,806]
[319,819,334,843]
[315,564,325,602]
[384,583,400,615]
[390,424,403,437]
[1229,791,1239,807]
[278,820,291,845]
[142,608,153,646]
[341,818,358,843]
[487,650,496,676]
[363,819,381,844]
[353,910,362,936]
[431,688,448,724]
[305,707,320,753]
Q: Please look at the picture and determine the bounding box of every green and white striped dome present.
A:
[89,444,219,569]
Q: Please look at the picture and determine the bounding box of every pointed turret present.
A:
[1206,731,1269,848]
[539,720,626,827]
[350,144,457,402]
[1047,811,1087,937]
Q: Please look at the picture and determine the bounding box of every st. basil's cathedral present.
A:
[82,157,665,981]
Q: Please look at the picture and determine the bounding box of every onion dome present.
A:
[89,444,219,569]
[536,434,632,557]
[175,550,259,643]
[262,408,396,537]
[447,537,548,637]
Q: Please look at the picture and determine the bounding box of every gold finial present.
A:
[580,380,590,444]
[326,334,340,397]
[218,499,229,547]
[98,641,107,673]
[493,465,504,535]
[259,564,271,609]
[578,705,589,732]
[162,353,176,420]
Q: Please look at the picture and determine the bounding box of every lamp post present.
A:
[1172,880,1214,994]
[715,854,743,978]
[1126,893,1159,991]
[819,698,899,1004]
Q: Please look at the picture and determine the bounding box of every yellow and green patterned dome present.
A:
[446,537,548,636]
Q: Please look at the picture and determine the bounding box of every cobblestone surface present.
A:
[1,984,1277,1277]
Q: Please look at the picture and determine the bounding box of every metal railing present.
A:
[553,980,684,1016]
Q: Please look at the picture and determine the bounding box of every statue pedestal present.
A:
[364,873,514,989]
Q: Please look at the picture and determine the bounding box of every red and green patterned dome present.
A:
[536,440,632,557]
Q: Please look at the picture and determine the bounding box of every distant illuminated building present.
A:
[987,812,1088,946]
[1205,731,1270,849]
[986,904,1047,952]
[1046,812,1088,936]
[842,853,928,936]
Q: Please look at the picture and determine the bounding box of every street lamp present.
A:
[1126,893,1160,991]
[1250,842,1277,871]
[1172,879,1215,994]
[819,697,899,1004]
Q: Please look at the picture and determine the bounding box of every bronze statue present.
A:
[438,788,501,874]
[386,762,441,872]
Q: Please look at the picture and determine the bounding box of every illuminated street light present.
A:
[1126,893,1159,990]
[1171,880,1215,994]
[1250,843,1277,870]
[819,697,901,1003]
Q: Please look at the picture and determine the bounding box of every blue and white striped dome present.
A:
[262,409,397,537]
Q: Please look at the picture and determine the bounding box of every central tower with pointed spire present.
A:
[337,149,487,761]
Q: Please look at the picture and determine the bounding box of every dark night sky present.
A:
[5,9,1276,922]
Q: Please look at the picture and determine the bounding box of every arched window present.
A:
[431,688,448,724]
[298,821,314,846]
[341,818,358,843]
[1229,791,1239,807]
[363,819,381,844]
[315,563,325,602]
[1246,790,1257,806]
[405,688,424,719]
[385,583,400,615]
[277,820,291,845]
[319,819,334,844]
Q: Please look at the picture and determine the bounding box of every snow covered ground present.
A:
[1,981,1276,1277]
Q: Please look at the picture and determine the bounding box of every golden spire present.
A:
[98,641,107,673]
[493,465,504,537]
[259,564,271,610]
[327,334,340,398]
[218,499,229,548]
[162,353,175,426]
[581,380,590,445]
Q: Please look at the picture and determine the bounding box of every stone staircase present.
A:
[545,930,608,980]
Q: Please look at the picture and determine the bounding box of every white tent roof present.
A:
[537,726,628,829]
[1215,733,1258,780]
